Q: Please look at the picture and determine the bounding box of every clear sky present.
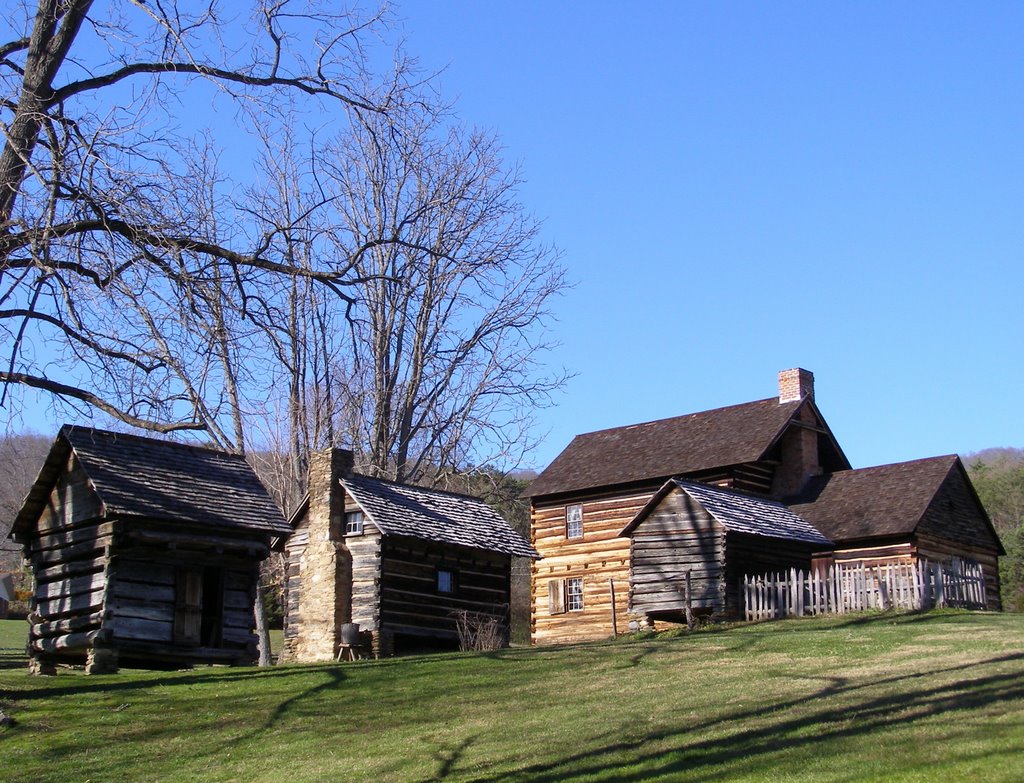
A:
[393,1,1024,471]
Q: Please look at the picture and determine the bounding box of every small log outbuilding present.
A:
[619,479,832,620]
[282,449,537,661]
[10,426,289,674]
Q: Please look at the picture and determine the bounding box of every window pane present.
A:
[566,577,584,611]
[566,504,583,539]
[437,569,454,594]
[345,510,364,535]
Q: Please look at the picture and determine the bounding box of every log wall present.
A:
[529,461,782,644]
[630,487,725,617]
[827,535,1001,612]
[722,533,817,616]
[23,455,112,669]
[379,536,511,652]
[21,451,265,671]
[530,490,647,644]
[106,550,258,660]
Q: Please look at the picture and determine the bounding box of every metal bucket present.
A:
[340,623,361,646]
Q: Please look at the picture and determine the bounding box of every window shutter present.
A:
[548,579,565,615]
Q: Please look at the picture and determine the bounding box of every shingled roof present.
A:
[12,426,288,536]
[342,473,537,558]
[622,478,832,546]
[525,397,807,498]
[787,455,962,543]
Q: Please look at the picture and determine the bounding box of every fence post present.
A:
[684,570,695,630]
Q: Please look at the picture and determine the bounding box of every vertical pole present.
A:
[608,579,618,637]
[685,570,695,630]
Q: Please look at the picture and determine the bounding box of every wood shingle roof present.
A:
[524,398,806,498]
[343,473,538,558]
[13,426,289,535]
[622,478,833,546]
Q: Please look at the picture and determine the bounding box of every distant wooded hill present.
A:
[964,447,1024,611]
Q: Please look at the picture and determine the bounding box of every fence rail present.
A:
[743,558,986,622]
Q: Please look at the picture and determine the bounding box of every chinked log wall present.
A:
[914,533,1001,610]
[25,458,110,670]
[531,491,648,644]
[530,464,781,644]
[379,537,511,646]
[107,548,258,657]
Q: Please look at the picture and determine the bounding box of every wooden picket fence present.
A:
[743,558,987,622]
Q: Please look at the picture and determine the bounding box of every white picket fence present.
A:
[743,558,987,622]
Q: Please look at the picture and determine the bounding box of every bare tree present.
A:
[318,101,568,484]
[0,0,411,443]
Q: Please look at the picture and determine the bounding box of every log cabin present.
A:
[619,479,832,621]
[9,426,289,674]
[280,448,536,661]
[526,369,1003,644]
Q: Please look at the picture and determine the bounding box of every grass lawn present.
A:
[2,611,1023,782]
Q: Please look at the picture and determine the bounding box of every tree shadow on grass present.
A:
[0,649,26,670]
[465,651,1024,783]
[4,660,347,701]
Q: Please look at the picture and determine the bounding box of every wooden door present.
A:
[174,569,203,645]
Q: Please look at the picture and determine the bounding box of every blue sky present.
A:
[10,3,1022,475]
[394,2,1024,471]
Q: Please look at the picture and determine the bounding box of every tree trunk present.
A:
[254,583,272,667]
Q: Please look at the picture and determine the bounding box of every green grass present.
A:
[2,611,1024,782]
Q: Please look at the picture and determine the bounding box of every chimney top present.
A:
[778,368,814,404]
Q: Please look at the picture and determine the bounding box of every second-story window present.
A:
[345,510,364,535]
[566,504,583,539]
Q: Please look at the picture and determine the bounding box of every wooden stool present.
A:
[337,644,364,662]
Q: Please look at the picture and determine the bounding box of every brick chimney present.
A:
[778,368,814,404]
[294,447,354,662]
[772,369,821,498]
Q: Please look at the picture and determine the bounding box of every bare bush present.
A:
[451,608,508,652]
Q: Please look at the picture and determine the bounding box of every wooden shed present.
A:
[619,479,832,620]
[790,455,1004,609]
[9,426,289,674]
[282,449,537,661]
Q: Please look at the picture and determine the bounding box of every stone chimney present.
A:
[772,369,821,498]
[294,447,354,662]
[778,368,814,404]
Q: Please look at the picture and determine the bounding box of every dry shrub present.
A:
[451,608,508,652]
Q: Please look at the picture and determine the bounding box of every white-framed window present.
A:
[344,510,364,536]
[566,504,583,539]
[437,568,456,594]
[566,577,584,612]
[547,577,584,614]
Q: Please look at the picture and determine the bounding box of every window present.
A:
[345,510,364,535]
[437,569,456,594]
[566,504,583,539]
[547,577,584,614]
[566,577,584,612]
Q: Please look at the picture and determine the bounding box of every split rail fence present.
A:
[743,558,986,622]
